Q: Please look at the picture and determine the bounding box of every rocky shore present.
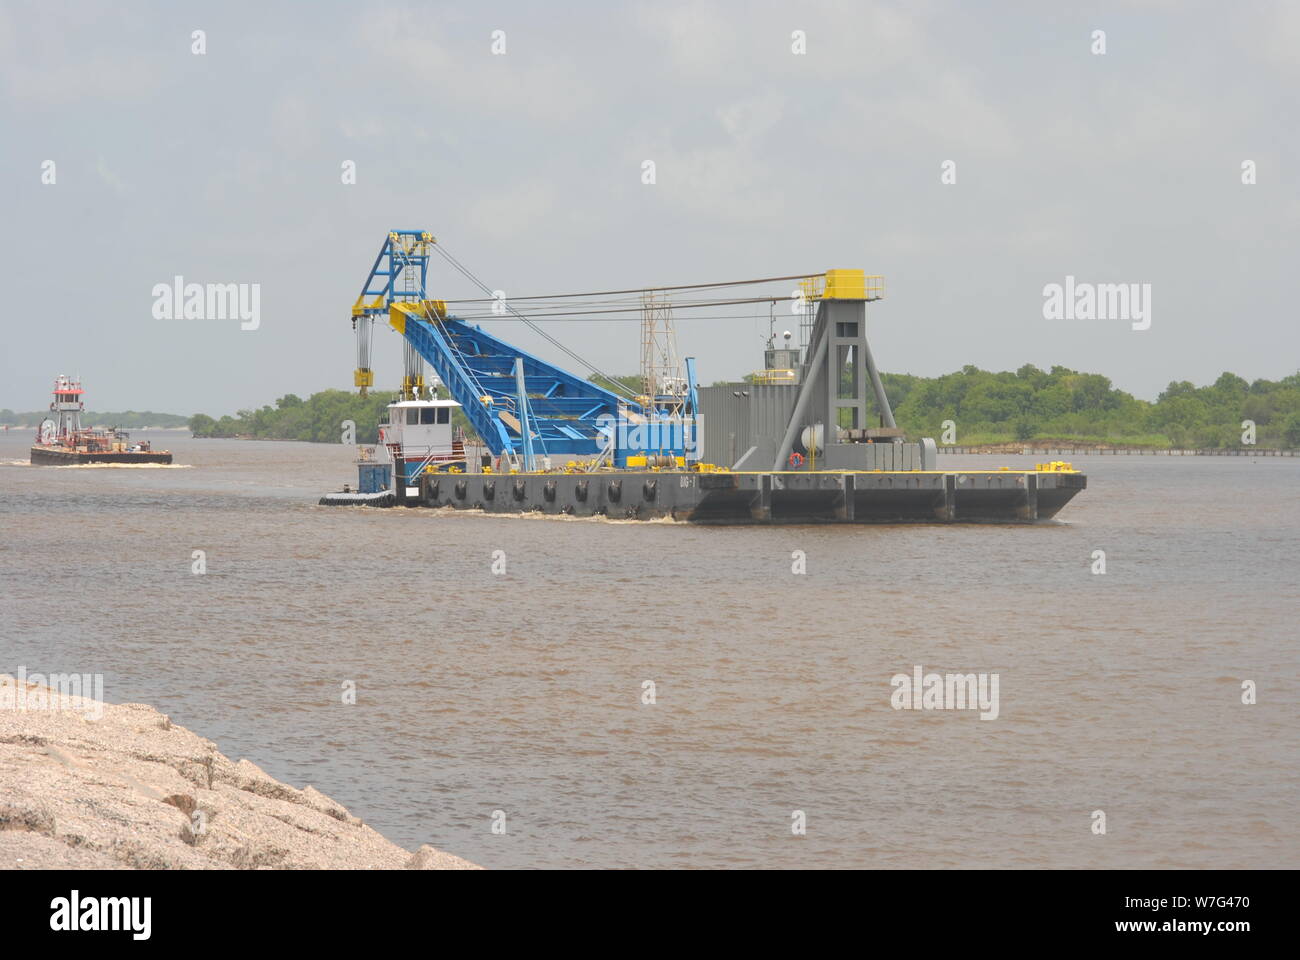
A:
[0,678,479,870]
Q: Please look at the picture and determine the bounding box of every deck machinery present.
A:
[324,230,1086,522]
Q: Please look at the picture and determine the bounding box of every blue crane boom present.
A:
[352,229,701,464]
[389,300,635,457]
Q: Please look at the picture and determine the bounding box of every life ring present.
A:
[788,451,804,468]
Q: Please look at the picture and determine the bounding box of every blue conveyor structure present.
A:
[354,229,701,464]
[389,300,636,458]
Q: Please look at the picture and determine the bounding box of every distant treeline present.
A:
[711,365,1300,449]
[186,367,1300,449]
[188,391,398,444]
[0,409,190,429]
[877,366,1300,449]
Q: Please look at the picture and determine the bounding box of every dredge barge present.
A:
[402,460,1084,524]
[30,376,172,465]
[320,230,1085,523]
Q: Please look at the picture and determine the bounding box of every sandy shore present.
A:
[0,678,479,870]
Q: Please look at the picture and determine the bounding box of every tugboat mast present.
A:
[51,374,84,443]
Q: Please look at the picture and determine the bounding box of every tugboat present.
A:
[29,375,172,465]
[321,396,468,505]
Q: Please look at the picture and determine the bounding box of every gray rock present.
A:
[405,844,481,870]
[0,682,480,870]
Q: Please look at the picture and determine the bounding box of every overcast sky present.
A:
[2,0,1297,413]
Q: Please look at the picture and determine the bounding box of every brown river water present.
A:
[1,429,1297,869]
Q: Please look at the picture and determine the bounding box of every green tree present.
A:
[1283,412,1300,448]
[588,373,642,396]
[182,366,1300,450]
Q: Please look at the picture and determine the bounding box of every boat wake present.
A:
[1,459,192,469]
[424,505,682,525]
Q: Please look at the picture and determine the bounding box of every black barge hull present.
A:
[321,469,1086,523]
[30,447,173,465]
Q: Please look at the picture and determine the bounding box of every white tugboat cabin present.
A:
[366,398,466,495]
